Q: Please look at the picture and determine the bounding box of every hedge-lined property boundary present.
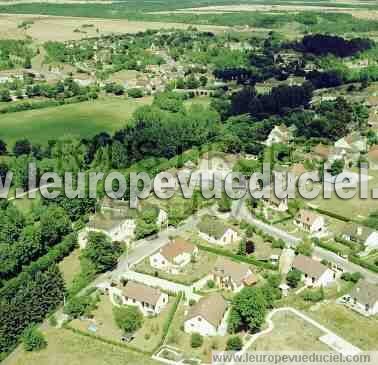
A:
[64,292,182,356]
[195,243,277,270]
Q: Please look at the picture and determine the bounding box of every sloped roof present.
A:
[292,255,328,280]
[290,163,307,176]
[213,257,253,287]
[186,293,227,328]
[295,209,321,226]
[349,279,378,307]
[313,143,331,159]
[160,238,196,261]
[122,281,163,306]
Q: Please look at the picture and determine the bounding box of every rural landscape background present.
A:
[1,1,378,365]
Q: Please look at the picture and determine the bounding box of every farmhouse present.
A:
[292,255,335,287]
[184,293,228,337]
[197,215,239,245]
[149,238,198,274]
[121,281,168,316]
[294,209,326,234]
[341,224,378,252]
[265,124,291,146]
[346,279,378,317]
[212,258,258,293]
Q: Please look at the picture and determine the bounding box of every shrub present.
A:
[63,295,98,319]
[286,269,302,288]
[341,272,363,283]
[207,279,215,289]
[302,288,324,302]
[22,325,47,351]
[113,305,143,334]
[226,336,243,351]
[191,333,203,348]
[128,88,144,98]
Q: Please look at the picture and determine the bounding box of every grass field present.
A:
[250,311,330,351]
[58,248,81,289]
[0,13,228,42]
[0,95,213,146]
[70,295,175,353]
[2,325,159,365]
[0,96,152,145]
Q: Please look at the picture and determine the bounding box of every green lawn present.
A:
[250,311,330,351]
[0,96,153,146]
[135,251,217,285]
[70,294,175,353]
[58,249,82,290]
[277,281,378,351]
[2,326,158,365]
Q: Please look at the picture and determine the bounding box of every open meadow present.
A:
[0,13,229,42]
[2,325,159,365]
[0,96,152,146]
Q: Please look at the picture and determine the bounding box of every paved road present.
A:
[231,199,378,284]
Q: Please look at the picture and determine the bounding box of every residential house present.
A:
[294,209,326,234]
[120,281,168,316]
[334,132,367,165]
[292,255,335,287]
[78,208,137,249]
[149,238,198,274]
[140,203,169,229]
[313,143,332,161]
[212,258,258,293]
[262,189,289,212]
[289,163,307,179]
[368,145,378,170]
[341,224,378,252]
[265,124,291,147]
[197,215,239,246]
[346,279,378,316]
[184,293,228,337]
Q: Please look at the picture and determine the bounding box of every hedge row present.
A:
[64,292,182,356]
[309,207,353,223]
[0,232,78,299]
[153,292,182,353]
[316,240,349,256]
[335,236,363,251]
[0,94,95,114]
[196,243,277,270]
[64,324,150,355]
[349,255,378,274]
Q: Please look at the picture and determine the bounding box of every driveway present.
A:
[122,271,201,301]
